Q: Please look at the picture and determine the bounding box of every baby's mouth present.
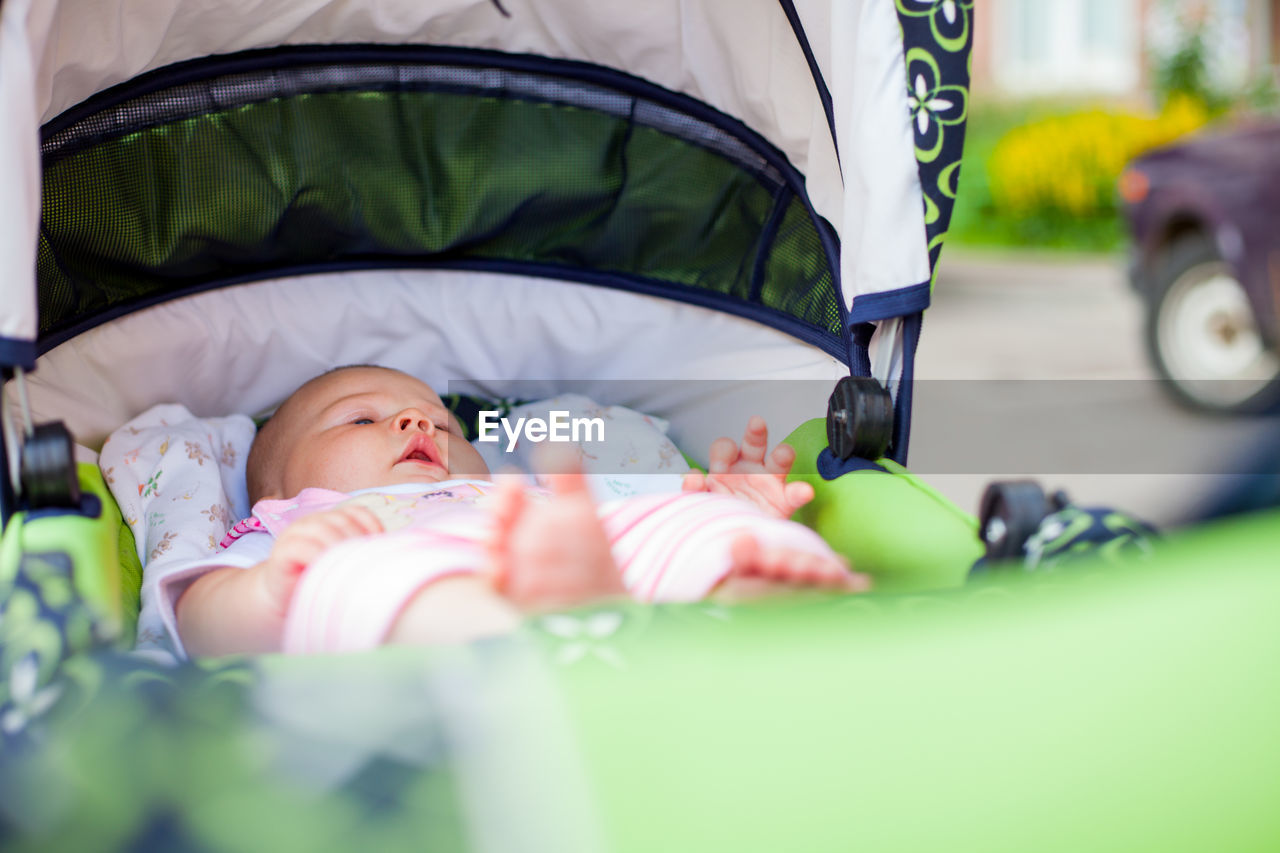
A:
[397,435,444,471]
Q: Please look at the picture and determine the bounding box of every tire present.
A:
[1143,233,1280,414]
[977,480,1048,562]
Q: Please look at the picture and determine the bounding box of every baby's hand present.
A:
[682,416,814,518]
[256,505,383,615]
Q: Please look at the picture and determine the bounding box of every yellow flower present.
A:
[987,101,1210,220]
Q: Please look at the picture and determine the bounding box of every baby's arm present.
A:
[683,416,814,518]
[175,505,382,656]
[382,575,523,646]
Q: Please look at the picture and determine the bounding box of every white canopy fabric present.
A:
[23,269,846,463]
[0,0,46,355]
[0,0,931,361]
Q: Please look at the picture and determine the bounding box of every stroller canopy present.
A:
[0,0,967,374]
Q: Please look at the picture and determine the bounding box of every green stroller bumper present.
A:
[2,493,1277,853]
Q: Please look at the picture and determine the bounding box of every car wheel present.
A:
[1144,234,1280,413]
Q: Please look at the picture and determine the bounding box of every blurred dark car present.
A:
[1120,121,1280,413]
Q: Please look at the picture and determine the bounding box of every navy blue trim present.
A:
[776,0,838,167]
[849,323,875,377]
[35,259,847,361]
[24,493,102,523]
[46,66,778,198]
[0,433,13,524]
[749,187,793,304]
[0,336,37,370]
[847,281,931,325]
[817,448,888,479]
[887,311,923,466]
[45,45,799,189]
[824,217,854,373]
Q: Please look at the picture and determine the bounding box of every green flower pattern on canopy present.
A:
[896,0,972,282]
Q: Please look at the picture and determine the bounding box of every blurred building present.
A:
[972,0,1280,100]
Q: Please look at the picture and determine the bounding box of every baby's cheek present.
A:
[450,441,491,477]
[313,454,387,494]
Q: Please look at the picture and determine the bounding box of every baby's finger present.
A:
[486,480,525,593]
[309,510,377,542]
[751,545,813,580]
[529,443,581,479]
[773,551,854,589]
[490,477,526,530]
[336,505,384,536]
[283,515,373,557]
[738,416,769,465]
[765,442,796,476]
[809,554,854,586]
[800,550,864,590]
[707,437,739,474]
[727,532,762,571]
[843,571,873,592]
[794,552,839,584]
[783,480,814,511]
[699,475,739,498]
[682,470,708,492]
[545,466,590,499]
[270,531,335,573]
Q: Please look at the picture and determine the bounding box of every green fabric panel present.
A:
[759,195,842,336]
[11,466,126,644]
[113,507,142,638]
[77,464,134,640]
[782,417,982,591]
[550,507,1280,853]
[0,510,24,594]
[39,82,839,341]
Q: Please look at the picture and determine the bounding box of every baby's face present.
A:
[262,367,491,500]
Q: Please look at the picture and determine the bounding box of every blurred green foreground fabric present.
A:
[1,505,1278,853]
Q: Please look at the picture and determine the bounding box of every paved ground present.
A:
[909,250,1268,526]
[916,251,1150,380]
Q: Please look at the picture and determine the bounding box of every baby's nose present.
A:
[397,411,433,433]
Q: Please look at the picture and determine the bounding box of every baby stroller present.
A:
[1,2,1276,851]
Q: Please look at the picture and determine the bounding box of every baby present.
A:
[172,366,866,657]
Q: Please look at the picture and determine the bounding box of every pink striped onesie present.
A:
[220,480,837,653]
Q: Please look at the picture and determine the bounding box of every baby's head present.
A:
[246,366,490,504]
